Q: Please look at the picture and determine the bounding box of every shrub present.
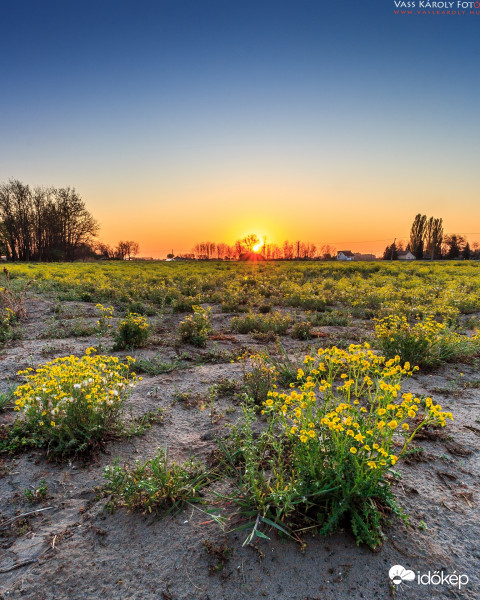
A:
[103,448,205,513]
[114,312,149,349]
[6,348,139,455]
[258,304,272,314]
[292,321,312,340]
[219,344,453,548]
[231,311,292,335]
[179,305,212,347]
[374,314,480,368]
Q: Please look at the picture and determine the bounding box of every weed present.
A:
[24,479,49,503]
[231,311,291,335]
[179,305,213,347]
[103,448,206,513]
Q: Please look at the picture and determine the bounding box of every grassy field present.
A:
[1,260,479,599]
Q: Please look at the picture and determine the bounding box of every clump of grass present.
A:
[24,479,49,503]
[219,344,453,549]
[0,386,15,410]
[133,353,186,375]
[40,317,96,339]
[374,314,480,368]
[210,378,239,398]
[179,305,212,347]
[308,310,351,327]
[231,311,291,335]
[103,448,206,513]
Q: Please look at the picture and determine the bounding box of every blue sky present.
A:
[1,1,479,256]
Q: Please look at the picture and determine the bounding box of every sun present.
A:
[252,243,263,253]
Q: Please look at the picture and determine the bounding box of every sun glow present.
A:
[252,243,263,253]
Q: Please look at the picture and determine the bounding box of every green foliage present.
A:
[231,311,292,335]
[238,351,277,405]
[179,305,212,347]
[24,479,48,503]
[374,314,480,368]
[291,321,312,340]
[103,448,206,513]
[0,308,18,344]
[114,312,150,349]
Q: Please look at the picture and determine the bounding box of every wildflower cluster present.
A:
[374,314,480,367]
[11,348,139,454]
[264,344,452,472]
[223,344,453,548]
[96,303,114,333]
[115,312,149,349]
[179,305,212,347]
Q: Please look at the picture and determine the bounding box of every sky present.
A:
[1,0,479,257]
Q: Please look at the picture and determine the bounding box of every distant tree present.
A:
[0,179,98,261]
[240,234,260,253]
[443,234,465,260]
[409,214,427,260]
[283,240,294,260]
[95,242,115,259]
[383,242,398,260]
[463,242,471,260]
[320,244,335,260]
[425,217,443,260]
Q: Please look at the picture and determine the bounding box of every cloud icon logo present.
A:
[389,565,416,585]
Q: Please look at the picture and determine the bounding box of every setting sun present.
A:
[252,243,263,253]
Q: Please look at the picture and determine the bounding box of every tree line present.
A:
[0,180,140,261]
[187,234,336,261]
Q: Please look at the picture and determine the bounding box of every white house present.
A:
[397,250,416,260]
[337,250,355,261]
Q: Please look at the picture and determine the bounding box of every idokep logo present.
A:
[389,565,415,585]
[389,564,469,590]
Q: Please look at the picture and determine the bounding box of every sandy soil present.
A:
[0,299,479,600]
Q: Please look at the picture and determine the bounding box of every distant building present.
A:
[354,253,377,261]
[337,250,355,261]
[397,250,416,261]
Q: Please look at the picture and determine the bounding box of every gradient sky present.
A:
[1,1,479,257]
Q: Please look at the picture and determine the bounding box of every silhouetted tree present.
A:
[409,214,427,259]
[425,217,443,260]
[383,242,398,260]
[443,234,465,260]
[0,180,98,261]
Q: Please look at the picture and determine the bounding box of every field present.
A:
[1,260,480,600]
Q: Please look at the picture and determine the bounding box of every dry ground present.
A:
[0,299,479,600]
